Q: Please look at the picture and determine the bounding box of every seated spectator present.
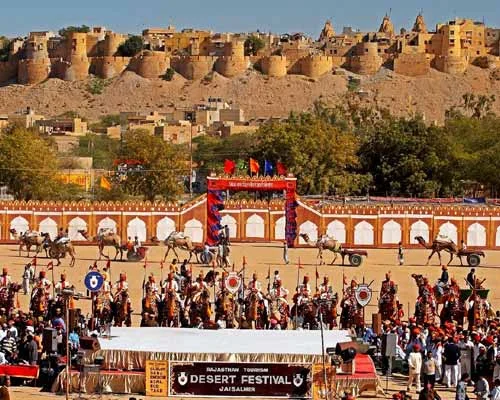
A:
[68,328,80,352]
[0,332,15,360]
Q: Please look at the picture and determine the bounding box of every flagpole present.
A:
[50,263,55,300]
[295,257,301,330]
[142,260,147,299]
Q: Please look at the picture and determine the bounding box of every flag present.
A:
[143,258,148,269]
[298,258,303,269]
[160,261,164,270]
[100,176,112,191]
[243,256,247,267]
[47,261,53,270]
[249,158,260,175]
[316,266,320,279]
[223,159,236,175]
[266,266,271,280]
[106,259,111,269]
[31,257,37,267]
[342,273,347,286]
[93,260,98,270]
[264,160,274,176]
[276,162,287,176]
[236,159,247,171]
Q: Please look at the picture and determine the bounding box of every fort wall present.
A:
[91,56,130,79]
[260,55,287,77]
[129,51,170,78]
[349,42,383,74]
[299,55,333,78]
[172,56,217,80]
[18,59,51,84]
[0,61,18,84]
[393,53,430,76]
[433,55,468,74]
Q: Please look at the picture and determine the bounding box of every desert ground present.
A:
[3,242,498,400]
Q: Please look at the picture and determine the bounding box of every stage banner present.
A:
[145,360,169,397]
[311,363,335,400]
[169,361,312,398]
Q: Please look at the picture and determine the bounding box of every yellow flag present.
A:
[100,176,112,191]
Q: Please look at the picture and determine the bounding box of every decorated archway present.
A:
[207,175,297,246]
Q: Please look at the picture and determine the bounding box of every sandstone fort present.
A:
[1,13,500,85]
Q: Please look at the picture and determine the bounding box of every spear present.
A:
[295,257,303,329]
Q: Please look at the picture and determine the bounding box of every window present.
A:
[450,39,455,44]
[450,50,454,54]
[477,51,480,55]
[378,49,381,53]
[365,48,369,53]
[450,30,455,35]
[334,49,338,55]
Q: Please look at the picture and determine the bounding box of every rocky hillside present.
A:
[0,66,499,124]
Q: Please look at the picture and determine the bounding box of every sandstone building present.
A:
[1,14,500,85]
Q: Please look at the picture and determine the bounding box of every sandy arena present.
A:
[3,242,498,400]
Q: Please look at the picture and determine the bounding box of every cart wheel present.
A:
[349,254,363,267]
[48,248,59,259]
[467,254,481,268]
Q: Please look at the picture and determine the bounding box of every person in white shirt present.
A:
[162,273,181,303]
[407,344,423,392]
[491,379,500,400]
[22,263,34,296]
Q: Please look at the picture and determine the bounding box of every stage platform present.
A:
[95,327,353,370]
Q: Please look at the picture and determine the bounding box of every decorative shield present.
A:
[225,272,241,294]
[355,284,372,307]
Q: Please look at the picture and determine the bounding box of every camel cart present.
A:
[457,249,485,268]
[340,249,368,267]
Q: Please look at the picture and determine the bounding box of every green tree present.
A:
[0,37,10,62]
[119,130,187,201]
[58,25,90,37]
[117,36,144,57]
[244,35,265,56]
[0,127,82,200]
[255,113,368,195]
[73,133,120,169]
[447,93,496,119]
[358,115,455,197]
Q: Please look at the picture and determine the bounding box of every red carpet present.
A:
[0,364,39,379]
[337,354,377,380]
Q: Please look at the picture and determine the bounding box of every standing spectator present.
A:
[224,225,230,244]
[55,326,64,355]
[456,374,470,400]
[24,335,38,366]
[0,376,10,400]
[423,350,437,388]
[398,242,404,265]
[407,344,423,392]
[466,269,476,288]
[283,242,289,265]
[444,336,461,388]
[474,375,489,400]
[491,379,500,400]
[22,263,34,296]
[0,331,15,360]
[418,384,441,400]
[432,340,443,383]
[459,333,473,378]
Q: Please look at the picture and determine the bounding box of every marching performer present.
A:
[246,273,263,300]
[162,272,180,301]
[34,270,51,292]
[296,275,312,305]
[144,273,158,293]
[191,272,208,302]
[318,276,333,298]
[269,279,289,301]
[0,268,12,289]
[54,272,72,295]
[114,272,129,292]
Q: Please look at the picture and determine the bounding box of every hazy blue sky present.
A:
[2,0,499,37]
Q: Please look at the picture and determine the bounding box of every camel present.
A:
[42,233,76,267]
[300,233,342,265]
[78,229,123,261]
[9,229,46,257]
[414,236,460,266]
[151,232,195,263]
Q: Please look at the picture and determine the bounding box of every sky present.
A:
[2,0,500,38]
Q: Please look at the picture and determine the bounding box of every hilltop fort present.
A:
[0,14,499,85]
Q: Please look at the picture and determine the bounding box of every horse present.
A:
[215,290,237,329]
[244,291,267,329]
[113,290,131,327]
[189,289,212,325]
[142,291,159,317]
[0,284,21,315]
[160,291,181,327]
[30,287,48,320]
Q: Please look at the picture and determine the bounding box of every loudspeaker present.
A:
[79,336,100,351]
[42,328,57,353]
[372,313,382,335]
[381,333,398,357]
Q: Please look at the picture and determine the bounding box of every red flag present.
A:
[47,261,53,270]
[315,266,319,279]
[223,159,236,175]
[93,260,98,270]
[298,258,303,269]
[106,259,111,269]
[243,256,247,267]
[31,257,37,267]
[160,261,164,270]
[249,158,260,175]
[276,162,287,176]
[342,273,347,286]
[144,258,148,269]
